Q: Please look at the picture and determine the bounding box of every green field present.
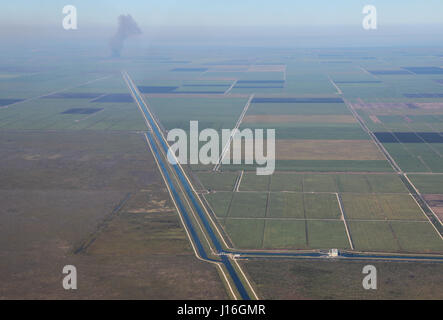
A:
[342,194,426,220]
[195,172,238,191]
[267,193,305,218]
[228,192,268,218]
[307,220,350,249]
[302,174,337,192]
[268,173,406,193]
[269,172,303,192]
[304,194,341,219]
[225,217,351,250]
[146,97,247,131]
[238,173,270,191]
[204,192,233,218]
[349,221,443,253]
[408,174,443,194]
[263,220,307,249]
[348,221,400,252]
[224,219,264,249]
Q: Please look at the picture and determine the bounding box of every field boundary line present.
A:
[73,192,132,254]
[328,75,343,95]
[213,94,254,171]
[233,170,244,192]
[404,173,443,227]
[0,75,113,109]
[336,193,355,250]
[408,191,443,240]
[224,80,238,95]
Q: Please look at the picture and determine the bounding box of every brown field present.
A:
[248,65,286,72]
[352,102,443,115]
[243,114,357,124]
[244,259,443,300]
[275,139,385,160]
[209,65,250,72]
[369,115,381,123]
[416,102,443,110]
[0,131,226,299]
[231,139,385,161]
[143,93,249,98]
[423,194,443,221]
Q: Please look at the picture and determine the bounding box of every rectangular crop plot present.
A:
[234,85,284,89]
[348,221,400,252]
[205,192,232,218]
[138,86,178,93]
[270,173,407,193]
[341,194,426,220]
[404,93,443,98]
[263,220,307,249]
[408,174,443,194]
[196,172,238,191]
[171,68,208,72]
[275,140,385,161]
[307,221,350,249]
[336,175,371,193]
[302,174,337,192]
[228,192,268,218]
[390,221,443,253]
[91,93,134,102]
[248,102,350,116]
[237,80,285,84]
[374,132,443,143]
[172,90,226,94]
[334,81,382,84]
[303,194,341,219]
[259,126,369,140]
[368,70,411,75]
[238,173,270,191]
[43,92,104,99]
[0,98,23,106]
[252,97,343,103]
[403,67,443,75]
[365,174,408,193]
[268,193,304,218]
[61,108,103,115]
[270,173,303,192]
[243,114,357,124]
[224,219,264,249]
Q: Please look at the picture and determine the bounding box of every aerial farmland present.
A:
[1,1,442,303]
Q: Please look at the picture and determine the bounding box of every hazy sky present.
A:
[2,0,443,28]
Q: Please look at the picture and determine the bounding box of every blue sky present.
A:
[2,0,443,28]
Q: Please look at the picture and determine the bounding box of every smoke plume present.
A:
[109,14,142,57]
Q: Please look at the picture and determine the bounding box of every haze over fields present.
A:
[0,1,442,300]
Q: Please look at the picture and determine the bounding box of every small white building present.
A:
[328,249,339,257]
